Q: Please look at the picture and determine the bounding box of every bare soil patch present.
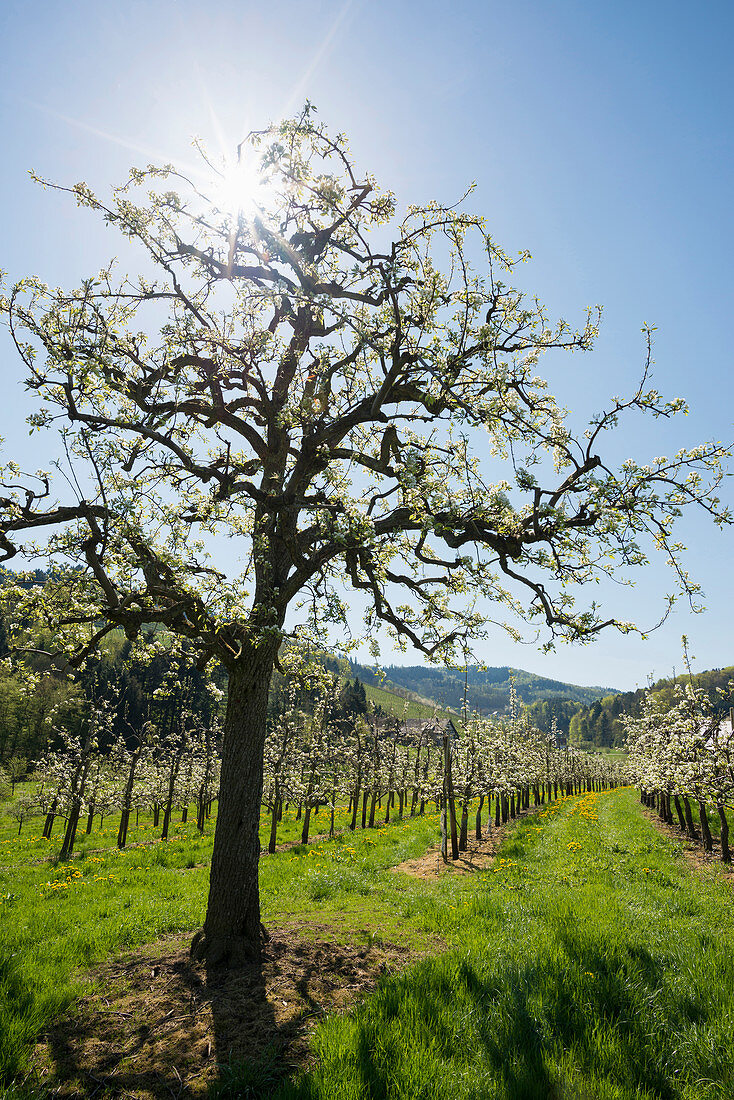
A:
[32,922,436,1099]
[392,806,541,880]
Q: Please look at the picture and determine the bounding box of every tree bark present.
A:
[192,647,275,966]
[443,733,459,860]
[698,799,713,852]
[459,801,468,851]
[268,781,280,854]
[118,751,140,849]
[682,795,698,840]
[717,803,731,863]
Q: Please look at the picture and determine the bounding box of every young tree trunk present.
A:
[682,795,698,839]
[717,803,731,863]
[350,776,361,831]
[193,649,275,966]
[459,801,468,851]
[268,781,280,855]
[368,787,378,829]
[161,756,181,841]
[301,802,312,845]
[443,733,459,860]
[476,794,484,840]
[59,755,92,861]
[59,803,82,860]
[440,794,448,863]
[673,795,686,832]
[43,797,58,839]
[698,799,713,852]
[118,753,140,849]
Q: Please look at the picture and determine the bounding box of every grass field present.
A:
[2,787,734,1098]
[361,681,456,722]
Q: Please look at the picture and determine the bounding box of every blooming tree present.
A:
[0,109,729,963]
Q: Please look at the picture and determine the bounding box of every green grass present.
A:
[362,681,456,722]
[276,789,734,1100]
[3,787,734,1098]
[0,787,442,1086]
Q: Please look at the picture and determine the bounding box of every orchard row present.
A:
[624,678,734,862]
[14,669,627,862]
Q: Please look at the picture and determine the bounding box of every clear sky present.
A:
[1,0,732,690]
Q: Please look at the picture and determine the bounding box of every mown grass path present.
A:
[277,789,734,1100]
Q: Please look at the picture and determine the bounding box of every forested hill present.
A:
[347,662,616,715]
[565,665,734,749]
[348,661,734,750]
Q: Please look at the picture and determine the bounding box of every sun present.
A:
[211,141,274,222]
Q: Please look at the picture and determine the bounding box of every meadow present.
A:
[1,786,733,1098]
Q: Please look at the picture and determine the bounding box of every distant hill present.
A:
[347,661,616,715]
[566,664,734,750]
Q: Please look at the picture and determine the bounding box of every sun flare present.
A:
[212,143,273,221]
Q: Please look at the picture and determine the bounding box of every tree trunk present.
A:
[268,782,280,854]
[301,802,312,845]
[459,801,468,851]
[161,758,181,841]
[368,787,377,829]
[673,795,686,832]
[193,649,275,966]
[350,770,361,831]
[698,800,713,852]
[118,754,140,849]
[476,794,484,840]
[440,795,448,862]
[59,755,92,861]
[682,796,698,840]
[443,733,459,860]
[717,803,731,863]
[43,797,58,839]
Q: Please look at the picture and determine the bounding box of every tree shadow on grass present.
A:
[280,930,718,1100]
[28,927,409,1098]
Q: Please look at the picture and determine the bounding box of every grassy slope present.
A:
[361,681,455,722]
[2,790,734,1098]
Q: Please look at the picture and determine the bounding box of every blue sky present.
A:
[1,0,732,690]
